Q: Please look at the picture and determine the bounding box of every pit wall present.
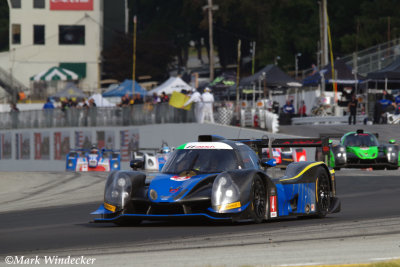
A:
[0,123,284,171]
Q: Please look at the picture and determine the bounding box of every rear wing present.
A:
[319,130,379,140]
[69,148,89,152]
[234,137,331,164]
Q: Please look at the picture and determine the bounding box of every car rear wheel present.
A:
[250,176,267,223]
[315,168,331,218]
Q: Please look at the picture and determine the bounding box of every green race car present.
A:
[317,129,400,170]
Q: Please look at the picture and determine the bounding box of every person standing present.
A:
[9,103,19,129]
[283,100,295,115]
[201,87,215,123]
[183,88,203,123]
[394,92,400,114]
[298,100,307,117]
[348,94,358,125]
[379,90,396,123]
[43,98,55,127]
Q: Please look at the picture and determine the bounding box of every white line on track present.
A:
[278,263,323,267]
[370,257,400,261]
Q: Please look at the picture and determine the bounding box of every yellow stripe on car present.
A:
[104,202,116,212]
[280,162,324,182]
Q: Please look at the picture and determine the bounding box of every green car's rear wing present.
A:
[319,130,379,140]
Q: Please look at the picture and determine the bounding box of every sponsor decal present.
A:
[270,212,277,218]
[104,202,116,212]
[311,204,315,212]
[217,201,241,211]
[186,145,215,149]
[170,175,191,181]
[183,142,233,150]
[270,196,277,216]
[50,0,93,11]
[169,186,181,193]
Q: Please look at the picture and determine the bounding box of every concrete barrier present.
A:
[0,123,290,171]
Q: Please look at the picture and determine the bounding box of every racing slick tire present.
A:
[250,176,267,223]
[315,167,331,218]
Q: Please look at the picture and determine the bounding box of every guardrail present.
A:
[0,102,240,129]
[292,115,366,125]
[0,101,281,132]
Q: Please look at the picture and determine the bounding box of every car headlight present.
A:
[113,163,119,169]
[339,147,346,152]
[212,173,240,212]
[104,172,132,209]
[117,178,126,187]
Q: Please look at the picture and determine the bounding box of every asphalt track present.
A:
[0,170,400,266]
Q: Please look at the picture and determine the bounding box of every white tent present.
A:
[89,93,115,107]
[148,77,192,95]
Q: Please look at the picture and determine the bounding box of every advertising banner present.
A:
[97,131,115,150]
[120,129,139,161]
[34,132,50,160]
[75,130,92,149]
[16,133,30,160]
[54,131,70,160]
[1,133,12,160]
[50,0,93,11]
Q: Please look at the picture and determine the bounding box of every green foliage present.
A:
[2,0,400,79]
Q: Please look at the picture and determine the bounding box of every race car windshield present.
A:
[343,134,379,147]
[161,149,239,174]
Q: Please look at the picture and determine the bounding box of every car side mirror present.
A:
[389,139,396,144]
[260,158,277,168]
[130,159,144,170]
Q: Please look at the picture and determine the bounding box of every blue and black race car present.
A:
[92,135,340,224]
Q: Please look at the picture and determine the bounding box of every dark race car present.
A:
[317,129,399,170]
[92,135,340,225]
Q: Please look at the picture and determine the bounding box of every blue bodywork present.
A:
[147,173,214,202]
[276,183,316,216]
[66,148,121,171]
[92,136,339,224]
